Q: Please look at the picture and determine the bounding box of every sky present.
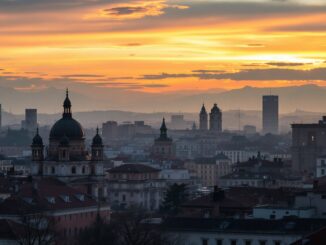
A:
[1,0,326,95]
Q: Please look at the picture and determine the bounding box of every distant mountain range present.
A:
[1,84,326,114]
[1,84,326,132]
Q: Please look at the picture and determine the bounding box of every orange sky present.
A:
[1,0,326,94]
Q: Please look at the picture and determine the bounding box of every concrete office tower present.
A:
[23,109,37,132]
[262,95,279,134]
[199,104,208,131]
[209,103,222,132]
[102,121,118,141]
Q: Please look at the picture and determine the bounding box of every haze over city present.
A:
[1,1,326,245]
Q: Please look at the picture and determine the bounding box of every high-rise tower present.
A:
[262,95,279,134]
[199,104,208,131]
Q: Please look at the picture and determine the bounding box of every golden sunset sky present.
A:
[1,0,326,94]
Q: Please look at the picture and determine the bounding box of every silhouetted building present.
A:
[262,95,278,134]
[30,89,106,200]
[209,103,222,132]
[22,108,37,132]
[152,118,174,159]
[102,121,118,141]
[199,104,208,131]
[292,116,326,174]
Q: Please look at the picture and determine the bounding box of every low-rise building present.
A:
[185,153,232,187]
[106,164,166,211]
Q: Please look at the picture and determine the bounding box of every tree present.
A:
[79,209,181,245]
[18,212,56,245]
[161,183,188,215]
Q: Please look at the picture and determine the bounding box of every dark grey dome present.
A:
[50,117,84,140]
[59,135,70,147]
[92,127,103,146]
[211,103,221,113]
[32,129,43,146]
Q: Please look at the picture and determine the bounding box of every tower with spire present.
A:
[199,104,208,131]
[209,103,222,132]
[152,118,174,159]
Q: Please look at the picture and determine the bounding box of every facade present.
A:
[209,103,222,132]
[185,154,232,187]
[30,90,106,200]
[102,121,118,142]
[106,164,165,211]
[217,150,257,164]
[199,104,208,131]
[316,155,326,178]
[152,118,175,159]
[262,95,279,135]
[292,117,326,174]
[253,206,315,220]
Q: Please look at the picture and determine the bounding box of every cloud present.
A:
[104,6,147,16]
[266,62,308,67]
[141,67,326,81]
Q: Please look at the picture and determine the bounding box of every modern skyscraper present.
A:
[199,104,208,131]
[22,108,37,132]
[209,103,222,132]
[262,95,279,134]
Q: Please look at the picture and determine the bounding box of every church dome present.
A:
[49,89,85,141]
[50,117,84,140]
[59,135,70,147]
[211,103,221,113]
[92,127,103,146]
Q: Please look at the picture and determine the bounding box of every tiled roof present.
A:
[0,178,98,214]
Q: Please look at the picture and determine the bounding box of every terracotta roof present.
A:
[0,178,98,214]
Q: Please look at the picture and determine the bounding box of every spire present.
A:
[200,103,207,114]
[160,118,168,139]
[63,88,72,118]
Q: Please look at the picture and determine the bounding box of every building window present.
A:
[216,239,223,245]
[322,169,325,175]
[51,167,55,174]
[274,241,281,245]
[82,166,86,174]
[122,194,126,202]
[259,241,267,245]
[202,238,209,245]
[230,240,237,245]
[71,166,76,174]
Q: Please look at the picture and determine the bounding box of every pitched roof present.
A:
[0,178,98,214]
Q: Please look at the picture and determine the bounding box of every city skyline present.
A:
[0,0,326,99]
